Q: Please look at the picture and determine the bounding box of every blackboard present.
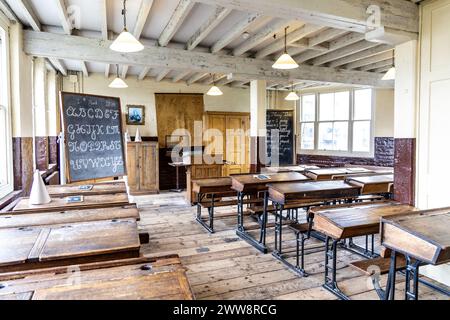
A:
[60,92,126,183]
[266,110,294,166]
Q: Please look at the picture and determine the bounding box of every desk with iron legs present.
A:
[346,174,394,197]
[231,172,310,253]
[380,208,450,300]
[311,202,418,300]
[267,181,362,277]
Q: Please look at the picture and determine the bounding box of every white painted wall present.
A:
[62,73,250,137]
[374,89,394,137]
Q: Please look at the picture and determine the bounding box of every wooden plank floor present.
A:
[135,192,449,300]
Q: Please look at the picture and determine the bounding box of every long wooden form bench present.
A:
[0,255,195,300]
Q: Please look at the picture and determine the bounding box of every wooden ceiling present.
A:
[0,0,419,90]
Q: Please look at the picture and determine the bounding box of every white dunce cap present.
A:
[135,128,142,142]
[29,170,51,205]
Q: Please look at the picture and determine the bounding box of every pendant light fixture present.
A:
[272,27,299,70]
[206,74,223,96]
[109,64,128,88]
[110,0,145,53]
[285,83,299,101]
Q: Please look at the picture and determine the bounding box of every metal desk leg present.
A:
[258,191,268,246]
[196,193,215,233]
[237,192,244,232]
[323,237,349,300]
[373,250,397,300]
[405,256,420,300]
[273,204,284,256]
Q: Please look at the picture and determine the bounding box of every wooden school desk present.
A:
[0,205,140,229]
[346,174,394,196]
[46,180,127,197]
[304,167,374,180]
[267,180,361,275]
[310,202,418,300]
[380,208,450,300]
[0,255,195,300]
[0,219,141,273]
[231,172,310,253]
[12,193,131,214]
[264,165,320,173]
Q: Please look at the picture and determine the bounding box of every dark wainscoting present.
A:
[250,136,267,173]
[159,148,187,190]
[12,137,34,194]
[297,137,394,168]
[394,138,416,205]
[35,136,49,171]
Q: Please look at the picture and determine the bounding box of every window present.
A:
[0,19,13,199]
[299,89,373,156]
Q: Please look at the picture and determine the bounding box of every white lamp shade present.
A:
[29,170,51,205]
[285,91,300,101]
[382,67,396,80]
[207,85,223,96]
[272,53,299,70]
[110,30,145,53]
[109,77,128,89]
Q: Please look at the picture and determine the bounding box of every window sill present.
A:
[0,190,23,212]
[297,150,374,159]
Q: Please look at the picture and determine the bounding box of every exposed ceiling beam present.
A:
[210,13,260,53]
[186,6,231,51]
[122,0,154,78]
[187,72,208,85]
[311,40,379,66]
[159,0,194,47]
[156,69,171,82]
[372,66,392,74]
[172,70,191,82]
[81,61,89,77]
[254,24,323,59]
[138,67,151,80]
[54,0,73,35]
[24,30,393,88]
[335,47,393,69]
[0,0,18,21]
[195,0,419,37]
[359,58,394,72]
[100,0,110,78]
[48,57,67,76]
[16,0,41,31]
[233,18,289,56]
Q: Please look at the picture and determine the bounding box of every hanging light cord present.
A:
[116,64,120,78]
[122,0,127,31]
[284,27,288,53]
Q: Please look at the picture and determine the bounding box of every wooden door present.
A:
[126,143,139,193]
[140,143,158,191]
[225,115,250,175]
[204,114,226,156]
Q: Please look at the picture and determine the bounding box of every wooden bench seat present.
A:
[288,222,310,234]
[350,255,408,275]
[200,198,262,209]
[248,201,326,214]
[356,194,386,202]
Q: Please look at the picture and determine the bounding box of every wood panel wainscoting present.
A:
[203,111,250,176]
[186,161,224,204]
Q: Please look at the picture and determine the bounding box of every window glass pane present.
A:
[0,107,6,187]
[354,89,372,120]
[318,122,348,151]
[334,91,349,120]
[319,93,334,121]
[319,91,349,121]
[300,123,314,150]
[301,95,315,121]
[353,121,371,152]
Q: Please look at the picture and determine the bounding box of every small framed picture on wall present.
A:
[126,105,145,125]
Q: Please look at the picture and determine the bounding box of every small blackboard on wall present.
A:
[266,109,294,166]
[60,92,126,183]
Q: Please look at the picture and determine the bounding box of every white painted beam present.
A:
[101,0,110,78]
[81,61,89,77]
[359,58,393,72]
[0,0,18,21]
[122,0,154,78]
[138,67,151,80]
[23,31,393,88]
[187,72,208,85]
[311,40,379,66]
[156,69,171,82]
[210,13,260,53]
[16,0,41,31]
[186,6,231,51]
[338,48,393,69]
[255,24,322,59]
[233,18,289,56]
[48,58,67,76]
[195,0,419,36]
[54,0,73,35]
[172,70,191,82]
[159,0,194,47]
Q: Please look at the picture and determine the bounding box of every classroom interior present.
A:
[0,0,448,301]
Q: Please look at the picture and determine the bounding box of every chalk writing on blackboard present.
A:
[60,92,126,182]
[266,110,294,166]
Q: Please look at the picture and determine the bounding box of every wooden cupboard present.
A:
[203,112,250,176]
[126,142,159,195]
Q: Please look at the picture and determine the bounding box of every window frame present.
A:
[298,88,375,158]
[0,15,13,199]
